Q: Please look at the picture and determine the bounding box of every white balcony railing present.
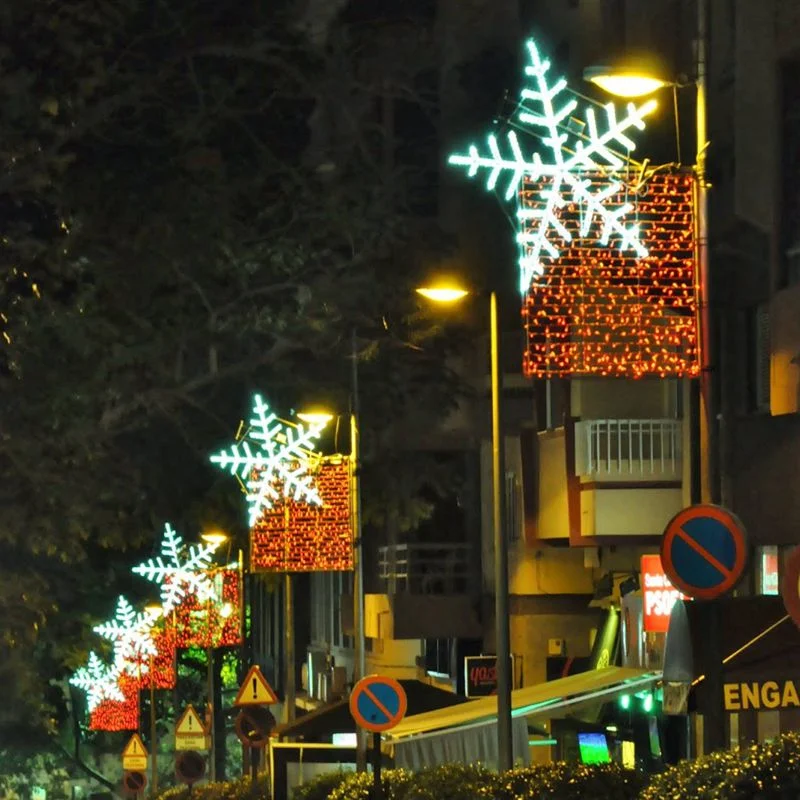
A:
[378,542,472,595]
[575,419,682,477]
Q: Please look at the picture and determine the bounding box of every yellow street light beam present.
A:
[296,410,335,426]
[583,65,670,98]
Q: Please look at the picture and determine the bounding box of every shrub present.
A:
[494,763,646,800]
[154,774,271,800]
[292,771,350,800]
[327,768,414,800]
[402,763,497,800]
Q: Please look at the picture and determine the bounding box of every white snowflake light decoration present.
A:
[70,652,124,711]
[448,37,657,293]
[209,394,329,527]
[93,595,159,675]
[132,523,220,612]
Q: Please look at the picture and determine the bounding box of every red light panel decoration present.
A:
[173,567,242,649]
[251,458,353,572]
[89,675,139,732]
[521,171,699,378]
[126,624,177,690]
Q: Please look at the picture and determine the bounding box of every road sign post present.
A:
[175,750,206,788]
[121,770,147,798]
[350,676,407,800]
[660,504,749,754]
[660,504,748,600]
[121,733,148,773]
[233,665,278,783]
[175,705,209,752]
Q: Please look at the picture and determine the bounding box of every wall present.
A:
[509,544,594,596]
[581,487,683,537]
[535,430,570,541]
[571,378,678,419]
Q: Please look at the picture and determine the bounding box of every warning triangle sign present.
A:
[122,733,148,758]
[176,704,206,735]
[234,665,279,707]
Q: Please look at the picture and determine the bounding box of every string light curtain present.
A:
[251,458,353,572]
[172,567,243,648]
[521,170,699,378]
[89,675,140,732]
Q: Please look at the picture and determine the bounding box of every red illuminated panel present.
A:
[126,625,177,690]
[641,554,686,633]
[173,568,242,649]
[521,171,699,378]
[89,675,139,732]
[251,459,353,572]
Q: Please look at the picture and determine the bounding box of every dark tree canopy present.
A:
[0,0,467,741]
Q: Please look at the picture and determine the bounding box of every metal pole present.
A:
[371,731,383,800]
[695,0,724,755]
[490,291,513,770]
[150,655,157,796]
[206,592,215,782]
[352,328,367,771]
[284,570,296,723]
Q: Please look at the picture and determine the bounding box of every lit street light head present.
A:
[415,285,470,304]
[583,65,670,98]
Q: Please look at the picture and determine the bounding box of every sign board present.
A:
[175,751,206,786]
[234,665,279,707]
[234,706,276,748]
[660,504,748,600]
[349,675,407,733]
[641,554,686,633]
[175,705,208,751]
[724,680,800,711]
[122,771,147,797]
[781,545,800,628]
[464,655,518,698]
[121,733,148,772]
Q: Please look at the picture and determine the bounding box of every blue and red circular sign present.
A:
[660,504,748,600]
[349,675,407,733]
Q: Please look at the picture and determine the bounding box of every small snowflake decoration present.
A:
[209,394,329,527]
[132,523,220,612]
[449,37,658,293]
[93,595,159,675]
[70,652,124,711]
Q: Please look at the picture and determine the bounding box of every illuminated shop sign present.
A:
[641,554,685,633]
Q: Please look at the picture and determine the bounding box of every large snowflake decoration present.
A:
[132,523,220,612]
[93,596,159,674]
[449,37,657,293]
[209,394,329,527]
[70,652,124,711]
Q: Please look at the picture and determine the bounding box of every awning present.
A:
[387,667,661,740]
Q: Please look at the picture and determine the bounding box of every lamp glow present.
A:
[200,531,229,547]
[415,286,469,304]
[584,66,670,98]
[296,411,335,426]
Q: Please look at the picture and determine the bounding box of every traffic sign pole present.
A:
[371,732,383,800]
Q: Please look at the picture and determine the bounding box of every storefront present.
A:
[663,595,800,753]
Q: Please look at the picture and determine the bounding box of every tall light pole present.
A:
[584,0,721,751]
[300,329,367,770]
[416,284,513,770]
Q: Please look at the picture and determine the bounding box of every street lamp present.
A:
[299,392,367,771]
[144,603,163,795]
[584,0,722,753]
[201,529,230,780]
[415,282,513,771]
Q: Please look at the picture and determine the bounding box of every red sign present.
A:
[641,554,685,633]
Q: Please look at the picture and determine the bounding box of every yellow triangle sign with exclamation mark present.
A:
[234,665,279,706]
[176,704,206,735]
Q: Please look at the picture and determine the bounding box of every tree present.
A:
[0,0,467,738]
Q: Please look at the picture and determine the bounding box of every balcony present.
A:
[575,418,682,481]
[344,542,481,641]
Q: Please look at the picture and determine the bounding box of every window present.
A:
[310,572,353,651]
[757,546,779,595]
[423,638,454,677]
